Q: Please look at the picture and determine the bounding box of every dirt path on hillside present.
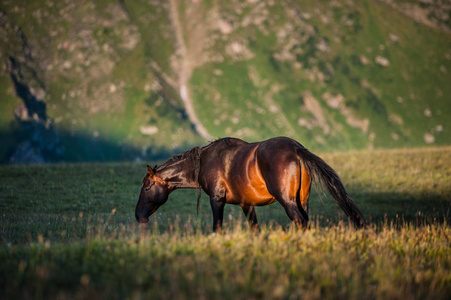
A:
[168,0,212,141]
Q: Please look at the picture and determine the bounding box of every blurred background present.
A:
[0,0,450,164]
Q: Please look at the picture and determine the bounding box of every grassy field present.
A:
[0,146,450,299]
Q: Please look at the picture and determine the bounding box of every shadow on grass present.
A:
[1,190,448,245]
[0,128,187,164]
[0,190,448,245]
[252,189,450,228]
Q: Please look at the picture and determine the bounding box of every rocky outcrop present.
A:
[1,12,60,163]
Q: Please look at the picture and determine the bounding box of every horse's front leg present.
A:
[210,195,225,233]
[241,205,260,232]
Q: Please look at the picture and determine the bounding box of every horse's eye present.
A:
[144,182,154,191]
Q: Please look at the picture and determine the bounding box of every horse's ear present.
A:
[147,165,154,176]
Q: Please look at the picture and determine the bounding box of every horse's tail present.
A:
[297,147,367,228]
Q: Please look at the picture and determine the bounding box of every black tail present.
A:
[297,147,367,228]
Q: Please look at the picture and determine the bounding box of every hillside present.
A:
[0,0,450,163]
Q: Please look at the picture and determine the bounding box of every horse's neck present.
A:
[158,156,200,190]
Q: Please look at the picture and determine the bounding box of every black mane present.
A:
[156,146,201,172]
[201,137,240,151]
[156,138,246,171]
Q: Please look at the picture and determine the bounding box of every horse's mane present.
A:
[157,138,242,171]
[156,146,201,171]
[201,137,236,151]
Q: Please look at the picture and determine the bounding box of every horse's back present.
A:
[259,136,304,152]
[257,137,303,168]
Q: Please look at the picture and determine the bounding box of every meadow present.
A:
[0,146,450,299]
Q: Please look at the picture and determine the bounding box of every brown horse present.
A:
[135,137,366,232]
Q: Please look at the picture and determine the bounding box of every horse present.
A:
[135,136,366,232]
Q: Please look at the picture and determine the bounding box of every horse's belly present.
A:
[226,196,276,206]
[225,184,276,206]
[247,197,277,206]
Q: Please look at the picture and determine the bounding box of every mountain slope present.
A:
[0,0,450,163]
[190,0,451,150]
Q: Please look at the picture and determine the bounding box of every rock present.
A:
[375,56,390,67]
[140,125,159,135]
[225,41,255,61]
[297,118,314,129]
[269,104,279,112]
[391,133,399,140]
[424,133,435,144]
[14,103,30,121]
[316,39,329,52]
[389,114,403,125]
[323,92,343,109]
[63,60,72,69]
[302,91,330,134]
[9,141,45,164]
[389,33,399,42]
[218,19,233,34]
[360,55,370,65]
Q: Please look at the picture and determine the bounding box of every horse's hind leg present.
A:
[241,205,260,232]
[269,182,309,228]
[264,162,308,228]
[257,149,308,228]
[296,162,312,220]
[278,200,308,228]
[269,168,308,227]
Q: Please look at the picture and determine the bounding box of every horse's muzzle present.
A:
[135,213,149,223]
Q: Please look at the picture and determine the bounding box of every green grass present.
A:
[0,146,450,299]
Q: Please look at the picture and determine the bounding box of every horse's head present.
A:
[135,165,169,223]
